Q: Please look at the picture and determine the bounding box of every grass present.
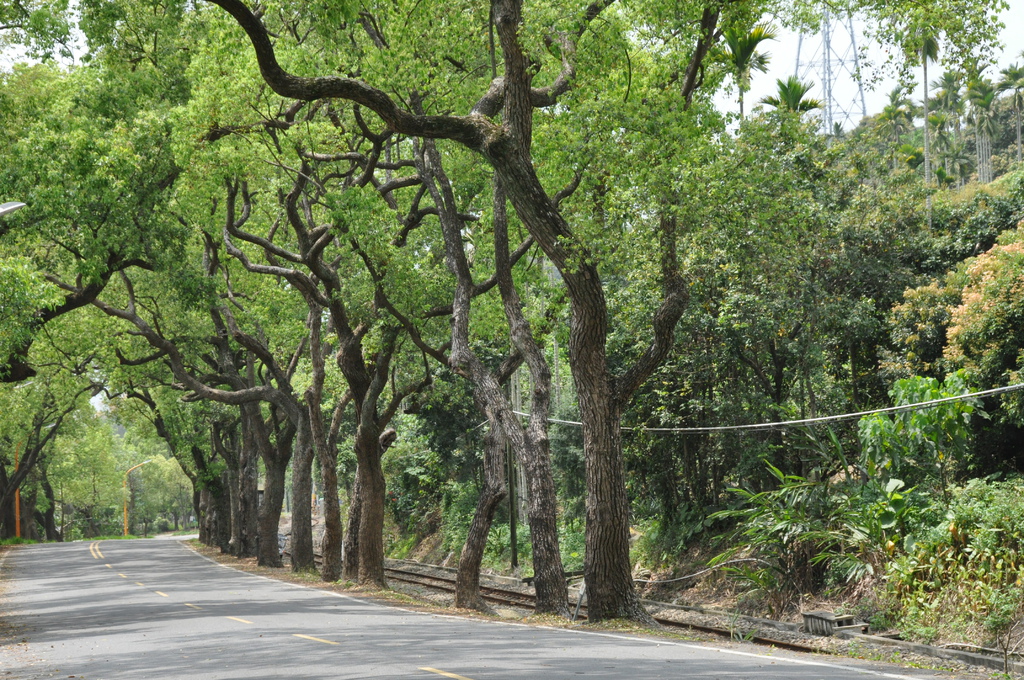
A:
[87,534,152,540]
[0,538,37,546]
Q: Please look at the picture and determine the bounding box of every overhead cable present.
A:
[512,382,1024,434]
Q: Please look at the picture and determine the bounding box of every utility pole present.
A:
[795,6,868,134]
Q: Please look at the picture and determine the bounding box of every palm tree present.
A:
[875,87,914,168]
[928,111,952,178]
[760,76,823,114]
[911,27,939,189]
[943,140,974,187]
[967,78,998,183]
[904,24,939,225]
[932,70,964,147]
[723,22,777,119]
[998,63,1024,164]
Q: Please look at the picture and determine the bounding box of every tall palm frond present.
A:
[760,76,822,114]
[875,87,914,168]
[723,22,777,119]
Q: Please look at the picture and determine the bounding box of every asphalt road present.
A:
[0,539,965,679]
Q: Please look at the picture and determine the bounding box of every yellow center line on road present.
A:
[89,542,104,559]
[105,564,112,568]
[118,574,127,578]
[135,582,145,586]
[184,603,202,610]
[292,634,339,645]
[226,617,253,624]
[154,591,168,597]
[419,668,475,680]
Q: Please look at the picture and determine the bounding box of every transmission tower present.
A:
[794,8,868,133]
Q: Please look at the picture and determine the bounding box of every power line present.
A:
[513,383,1024,434]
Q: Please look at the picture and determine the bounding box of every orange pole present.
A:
[13,441,21,539]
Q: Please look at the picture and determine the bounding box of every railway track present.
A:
[282,552,819,654]
[382,564,820,654]
[383,567,537,609]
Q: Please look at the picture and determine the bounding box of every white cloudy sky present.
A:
[729,0,1024,126]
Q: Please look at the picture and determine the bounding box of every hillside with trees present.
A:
[2,0,1024,653]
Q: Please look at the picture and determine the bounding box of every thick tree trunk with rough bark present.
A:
[576,376,649,621]
[249,405,289,568]
[290,413,316,571]
[307,309,344,582]
[214,482,232,551]
[39,475,61,541]
[456,420,508,609]
[519,435,566,612]
[195,488,206,542]
[225,463,241,555]
[237,411,261,558]
[342,474,361,581]
[354,423,386,586]
[315,425,343,582]
[493,178,567,615]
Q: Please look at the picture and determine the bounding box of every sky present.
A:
[727,0,1024,127]
[2,1,1022,125]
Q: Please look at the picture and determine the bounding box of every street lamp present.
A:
[0,202,26,218]
[123,460,153,536]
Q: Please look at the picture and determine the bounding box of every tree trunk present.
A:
[488,147,650,620]
[214,478,232,551]
[225,462,241,555]
[198,487,212,545]
[0,465,14,539]
[420,131,569,613]
[1016,107,1022,164]
[342,473,361,581]
[492,176,567,614]
[354,422,386,586]
[289,413,317,571]
[306,307,344,582]
[455,419,508,609]
[21,487,39,540]
[251,405,290,568]
[39,475,61,541]
[237,415,260,558]
[577,378,651,622]
[193,488,204,541]
[518,434,567,613]
[315,420,343,582]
